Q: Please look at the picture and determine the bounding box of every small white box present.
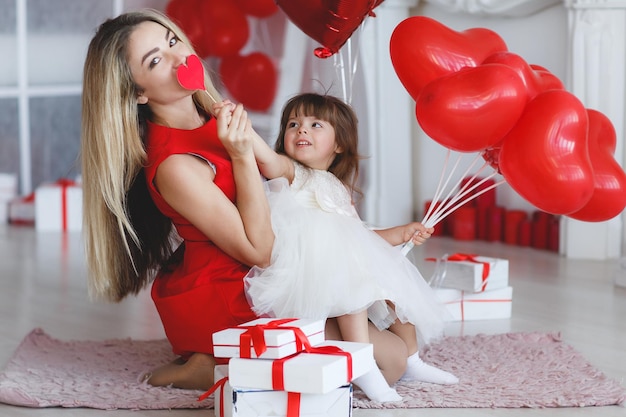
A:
[228,340,374,394]
[434,286,513,321]
[212,365,352,417]
[34,180,82,232]
[213,318,325,359]
[431,255,509,293]
[8,194,35,225]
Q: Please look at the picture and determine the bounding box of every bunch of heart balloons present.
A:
[166,0,279,111]
[390,16,626,222]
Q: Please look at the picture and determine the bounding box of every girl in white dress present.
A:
[243,93,458,402]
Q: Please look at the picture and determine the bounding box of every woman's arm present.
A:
[155,104,274,267]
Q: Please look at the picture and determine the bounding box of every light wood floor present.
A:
[0,224,625,416]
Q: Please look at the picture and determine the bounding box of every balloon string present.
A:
[425,158,492,226]
[338,51,348,103]
[427,175,504,227]
[401,153,504,256]
[422,149,452,223]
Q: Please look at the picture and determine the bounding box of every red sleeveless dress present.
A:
[144,118,257,359]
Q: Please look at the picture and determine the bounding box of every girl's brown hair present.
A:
[274,93,363,199]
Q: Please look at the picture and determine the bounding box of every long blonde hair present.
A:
[81,9,222,301]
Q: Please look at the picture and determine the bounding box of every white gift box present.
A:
[8,194,35,225]
[228,340,374,394]
[34,180,82,232]
[212,365,352,417]
[434,286,513,321]
[213,318,325,359]
[430,255,509,293]
[0,173,17,203]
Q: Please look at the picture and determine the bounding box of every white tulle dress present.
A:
[244,162,448,345]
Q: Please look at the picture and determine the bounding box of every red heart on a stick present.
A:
[177,54,205,91]
[390,16,508,100]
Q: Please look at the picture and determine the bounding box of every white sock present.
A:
[401,351,459,384]
[353,367,402,403]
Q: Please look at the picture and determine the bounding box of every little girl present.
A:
[243,93,458,402]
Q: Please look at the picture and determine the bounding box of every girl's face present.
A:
[127,21,192,108]
[283,113,340,171]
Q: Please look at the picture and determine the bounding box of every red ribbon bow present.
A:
[238,318,311,358]
[447,253,491,291]
[428,253,491,292]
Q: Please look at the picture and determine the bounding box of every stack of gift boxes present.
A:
[423,254,513,322]
[429,176,560,252]
[206,318,375,417]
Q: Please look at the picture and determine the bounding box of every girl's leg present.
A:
[326,318,408,385]
[146,352,216,390]
[388,321,458,385]
[332,312,402,402]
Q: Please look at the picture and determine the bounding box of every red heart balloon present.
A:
[390,16,508,100]
[276,0,385,58]
[233,0,278,18]
[220,52,278,112]
[203,2,249,57]
[482,52,564,100]
[499,90,594,215]
[166,0,210,57]
[568,109,626,222]
[177,54,205,91]
[416,64,527,152]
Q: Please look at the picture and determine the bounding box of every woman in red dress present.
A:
[81,9,409,390]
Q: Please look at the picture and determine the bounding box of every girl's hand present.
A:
[403,222,434,246]
[216,102,254,158]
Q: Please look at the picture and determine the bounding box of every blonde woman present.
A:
[82,9,410,391]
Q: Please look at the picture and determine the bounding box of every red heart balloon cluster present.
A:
[276,0,385,58]
[391,16,626,220]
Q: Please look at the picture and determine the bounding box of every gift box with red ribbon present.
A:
[208,365,352,417]
[8,193,35,225]
[428,253,509,293]
[213,318,326,360]
[0,173,18,224]
[34,179,82,232]
[434,286,513,321]
[228,340,374,395]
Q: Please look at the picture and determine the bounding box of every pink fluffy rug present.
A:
[0,329,623,410]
